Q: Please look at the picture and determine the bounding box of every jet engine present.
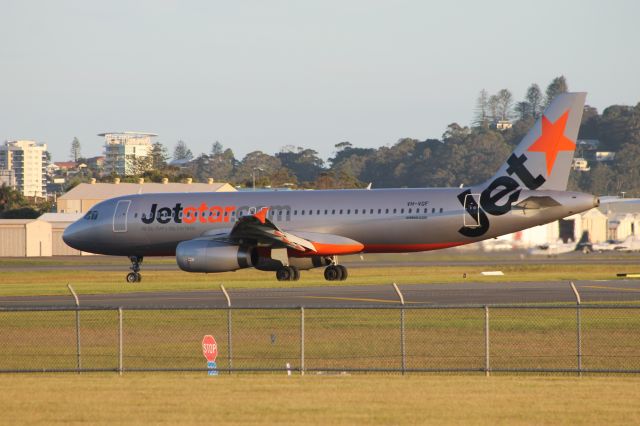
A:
[176,239,254,272]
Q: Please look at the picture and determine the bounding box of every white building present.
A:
[0,140,47,197]
[102,132,156,176]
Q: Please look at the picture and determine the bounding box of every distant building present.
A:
[0,169,16,188]
[56,178,236,214]
[593,151,616,162]
[571,158,590,171]
[85,156,105,174]
[101,132,156,176]
[494,120,513,131]
[577,139,601,150]
[0,140,47,197]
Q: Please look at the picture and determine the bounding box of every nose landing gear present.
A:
[126,256,143,283]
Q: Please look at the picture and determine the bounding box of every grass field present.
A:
[0,258,635,297]
[1,375,639,425]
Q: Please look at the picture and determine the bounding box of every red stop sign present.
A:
[202,335,218,362]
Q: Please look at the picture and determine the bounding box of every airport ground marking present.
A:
[300,295,429,304]
[583,285,640,293]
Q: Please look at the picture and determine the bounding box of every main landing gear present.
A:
[324,264,348,281]
[275,265,300,281]
[126,256,143,283]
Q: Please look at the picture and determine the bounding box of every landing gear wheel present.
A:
[276,267,292,281]
[290,266,300,281]
[337,265,348,281]
[324,265,343,281]
[127,256,144,283]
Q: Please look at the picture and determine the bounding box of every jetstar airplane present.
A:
[63,93,599,283]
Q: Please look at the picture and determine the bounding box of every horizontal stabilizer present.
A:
[515,196,561,209]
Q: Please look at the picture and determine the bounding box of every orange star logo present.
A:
[527,110,575,176]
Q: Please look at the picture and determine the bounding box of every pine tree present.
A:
[70,137,81,162]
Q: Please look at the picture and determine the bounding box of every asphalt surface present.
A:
[2,279,640,308]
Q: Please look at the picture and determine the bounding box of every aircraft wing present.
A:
[208,207,364,255]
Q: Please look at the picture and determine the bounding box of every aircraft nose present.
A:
[62,220,85,250]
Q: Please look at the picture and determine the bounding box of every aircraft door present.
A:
[463,193,481,227]
[113,200,131,233]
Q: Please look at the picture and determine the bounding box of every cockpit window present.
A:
[83,210,99,220]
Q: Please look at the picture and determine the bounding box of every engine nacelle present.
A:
[176,239,254,273]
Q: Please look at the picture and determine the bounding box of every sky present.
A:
[1,0,639,163]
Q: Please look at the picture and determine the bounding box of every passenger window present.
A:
[317,210,320,215]
[393,208,397,214]
[424,208,428,213]
[385,209,389,214]
[339,209,343,214]
[408,208,412,214]
[332,209,335,215]
[432,208,435,213]
[324,210,328,215]
[294,210,297,215]
[401,208,404,214]
[309,210,313,215]
[370,209,373,214]
[302,210,305,216]
[347,209,351,214]
[440,208,443,213]
[378,209,381,214]
[355,209,358,214]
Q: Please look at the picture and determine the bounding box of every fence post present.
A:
[484,305,490,377]
[393,283,406,375]
[300,307,305,376]
[67,284,81,373]
[118,307,123,375]
[570,282,582,376]
[221,285,232,374]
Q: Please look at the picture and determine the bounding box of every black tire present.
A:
[136,273,142,282]
[276,268,291,281]
[337,265,348,281]
[126,272,138,283]
[324,265,342,281]
[290,266,300,281]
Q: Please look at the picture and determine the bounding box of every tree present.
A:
[495,89,513,121]
[173,140,193,161]
[514,101,531,121]
[0,183,26,212]
[70,137,81,162]
[127,155,153,176]
[150,142,169,169]
[473,89,490,127]
[211,141,223,155]
[526,84,543,118]
[276,147,325,183]
[545,76,568,106]
[488,95,500,123]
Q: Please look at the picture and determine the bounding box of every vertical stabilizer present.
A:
[486,92,586,191]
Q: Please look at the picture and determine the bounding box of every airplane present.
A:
[63,92,599,283]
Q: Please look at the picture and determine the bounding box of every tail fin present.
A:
[486,92,586,191]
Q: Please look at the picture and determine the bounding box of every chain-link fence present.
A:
[1,305,639,374]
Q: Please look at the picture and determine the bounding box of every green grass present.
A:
[2,307,639,372]
[1,375,639,425]
[0,262,634,297]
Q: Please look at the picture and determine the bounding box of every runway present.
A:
[1,279,639,308]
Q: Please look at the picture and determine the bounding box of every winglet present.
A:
[253,207,269,224]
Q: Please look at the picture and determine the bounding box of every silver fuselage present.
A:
[63,186,598,257]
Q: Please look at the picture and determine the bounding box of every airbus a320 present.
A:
[63,93,599,283]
